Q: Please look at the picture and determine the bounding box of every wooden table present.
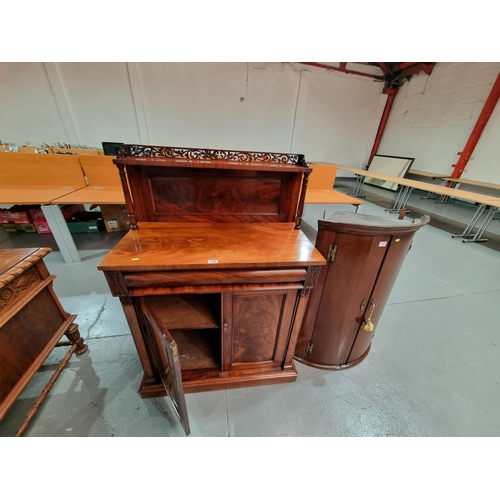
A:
[0,154,124,264]
[440,177,500,201]
[407,169,443,178]
[406,169,446,199]
[0,248,87,436]
[324,163,500,243]
[305,188,364,216]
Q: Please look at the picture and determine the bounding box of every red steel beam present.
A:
[399,63,434,78]
[298,62,384,81]
[368,88,399,166]
[391,62,418,72]
[376,62,392,76]
[450,71,500,179]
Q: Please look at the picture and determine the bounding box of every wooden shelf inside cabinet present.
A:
[172,329,220,371]
[142,294,220,330]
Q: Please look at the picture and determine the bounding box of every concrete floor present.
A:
[1,189,499,437]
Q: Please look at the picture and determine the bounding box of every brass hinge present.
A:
[306,342,314,355]
[327,244,338,262]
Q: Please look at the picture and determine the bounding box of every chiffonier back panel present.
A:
[124,165,304,224]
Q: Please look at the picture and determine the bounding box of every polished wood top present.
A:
[0,248,51,287]
[442,177,500,191]
[324,163,500,208]
[97,222,326,272]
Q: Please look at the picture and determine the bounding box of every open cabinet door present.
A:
[137,297,191,436]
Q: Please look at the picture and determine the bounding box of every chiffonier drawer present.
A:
[123,268,308,289]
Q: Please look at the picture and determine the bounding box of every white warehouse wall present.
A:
[0,62,385,167]
[377,62,500,183]
[2,62,499,184]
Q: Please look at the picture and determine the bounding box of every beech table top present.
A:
[0,186,87,205]
[52,186,126,204]
[322,163,500,208]
[441,178,500,191]
[305,189,363,205]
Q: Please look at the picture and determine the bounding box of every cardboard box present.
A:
[104,219,130,232]
[29,204,85,223]
[50,148,100,156]
[2,223,37,233]
[99,204,130,221]
[28,204,86,234]
[32,219,52,234]
[67,212,105,233]
[0,205,39,224]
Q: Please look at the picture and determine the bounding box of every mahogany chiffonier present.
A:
[97,145,326,435]
[0,248,87,435]
[294,212,429,370]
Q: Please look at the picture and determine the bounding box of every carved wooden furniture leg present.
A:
[63,322,88,355]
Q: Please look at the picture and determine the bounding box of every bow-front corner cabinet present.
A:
[97,145,325,435]
[294,212,429,371]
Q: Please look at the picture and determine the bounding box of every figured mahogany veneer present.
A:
[294,212,429,370]
[98,145,324,435]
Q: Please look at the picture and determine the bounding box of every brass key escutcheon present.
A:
[361,299,377,332]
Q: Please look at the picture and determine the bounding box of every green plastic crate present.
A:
[67,212,105,233]
[3,223,37,233]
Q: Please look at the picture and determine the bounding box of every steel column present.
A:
[41,204,81,263]
[450,71,500,179]
[368,88,399,166]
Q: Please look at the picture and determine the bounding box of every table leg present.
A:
[436,181,458,204]
[451,204,486,240]
[462,207,497,243]
[388,186,405,211]
[421,178,442,199]
[41,205,81,263]
[352,175,366,198]
[386,186,413,213]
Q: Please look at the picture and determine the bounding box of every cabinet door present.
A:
[137,298,190,436]
[222,288,298,371]
[348,232,414,363]
[307,232,389,366]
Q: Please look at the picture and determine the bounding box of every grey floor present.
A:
[1,184,499,437]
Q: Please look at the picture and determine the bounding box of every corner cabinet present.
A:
[97,145,325,435]
[294,212,429,370]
